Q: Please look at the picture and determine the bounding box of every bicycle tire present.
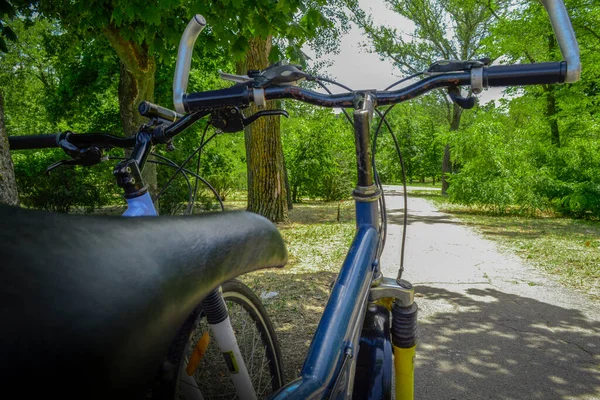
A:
[158,279,285,399]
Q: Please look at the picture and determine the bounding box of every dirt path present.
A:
[379,185,600,400]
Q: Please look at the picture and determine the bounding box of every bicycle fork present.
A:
[368,276,418,400]
[181,288,257,400]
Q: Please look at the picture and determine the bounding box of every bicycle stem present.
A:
[353,93,376,188]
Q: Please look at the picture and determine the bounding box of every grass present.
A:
[417,193,600,300]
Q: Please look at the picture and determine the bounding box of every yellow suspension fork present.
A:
[370,276,417,400]
[392,302,417,400]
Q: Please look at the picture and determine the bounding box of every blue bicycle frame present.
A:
[121,95,416,399]
[271,97,414,399]
[123,192,158,217]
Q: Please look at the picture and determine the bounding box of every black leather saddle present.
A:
[0,205,287,398]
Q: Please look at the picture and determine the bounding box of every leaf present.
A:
[2,25,16,42]
[268,45,283,63]
[0,36,7,53]
[0,0,15,18]
[231,36,248,57]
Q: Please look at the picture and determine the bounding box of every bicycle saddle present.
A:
[0,205,287,398]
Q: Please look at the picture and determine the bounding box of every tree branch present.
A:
[523,49,536,64]
[101,24,152,76]
[575,22,600,41]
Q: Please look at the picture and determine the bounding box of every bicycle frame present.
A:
[120,94,416,399]
[123,192,158,216]
[272,96,416,399]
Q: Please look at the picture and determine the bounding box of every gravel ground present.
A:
[380,185,600,400]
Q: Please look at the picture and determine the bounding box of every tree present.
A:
[0,90,18,206]
[19,1,198,197]
[282,102,355,202]
[483,0,600,149]
[209,1,347,222]
[236,37,290,221]
[21,0,346,221]
[350,0,502,194]
[0,0,18,206]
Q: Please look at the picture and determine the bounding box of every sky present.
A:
[309,0,504,103]
[317,0,411,92]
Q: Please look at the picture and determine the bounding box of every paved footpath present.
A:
[379,185,600,400]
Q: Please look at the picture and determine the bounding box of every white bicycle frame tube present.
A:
[209,316,258,400]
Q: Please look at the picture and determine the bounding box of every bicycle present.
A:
[0,0,580,399]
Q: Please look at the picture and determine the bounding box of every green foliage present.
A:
[154,131,247,214]
[447,95,600,217]
[0,17,122,210]
[12,149,114,212]
[3,0,598,223]
[19,0,347,65]
[0,0,16,53]
[282,103,355,201]
[441,0,600,218]
[374,97,445,184]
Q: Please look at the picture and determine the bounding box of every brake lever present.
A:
[219,70,253,84]
[46,134,105,174]
[448,87,476,110]
[211,108,289,133]
[46,159,78,174]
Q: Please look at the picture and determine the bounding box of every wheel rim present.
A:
[177,293,280,399]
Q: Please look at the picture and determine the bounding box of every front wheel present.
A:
[160,279,285,399]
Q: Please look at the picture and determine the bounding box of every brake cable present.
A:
[190,121,210,214]
[314,73,422,280]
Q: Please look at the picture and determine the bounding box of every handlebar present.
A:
[181,62,566,112]
[174,0,580,113]
[541,0,581,83]
[11,2,581,154]
[138,101,183,122]
[173,15,206,113]
[8,132,135,151]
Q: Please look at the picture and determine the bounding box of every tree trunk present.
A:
[117,62,157,194]
[237,36,288,222]
[103,26,157,199]
[0,90,18,206]
[441,100,463,195]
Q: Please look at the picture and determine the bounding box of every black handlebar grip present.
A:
[183,85,251,112]
[485,62,567,87]
[138,101,183,122]
[8,134,60,150]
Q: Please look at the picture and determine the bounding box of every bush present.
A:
[283,105,355,202]
[12,149,116,213]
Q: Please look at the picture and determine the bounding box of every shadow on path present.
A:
[386,208,461,226]
[415,285,600,399]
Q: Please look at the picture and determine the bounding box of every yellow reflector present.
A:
[186,331,210,376]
